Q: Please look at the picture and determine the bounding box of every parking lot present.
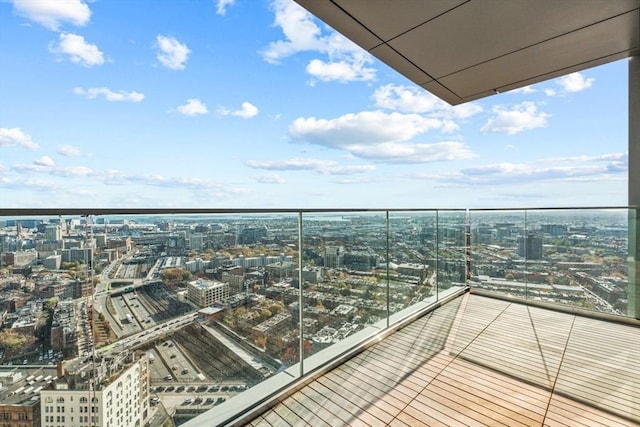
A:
[149,383,248,414]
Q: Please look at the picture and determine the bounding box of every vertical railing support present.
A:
[298,211,305,375]
[435,210,439,300]
[629,55,640,319]
[386,211,390,328]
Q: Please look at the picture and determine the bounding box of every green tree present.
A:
[0,330,36,358]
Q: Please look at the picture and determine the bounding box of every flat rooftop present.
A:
[244,293,639,426]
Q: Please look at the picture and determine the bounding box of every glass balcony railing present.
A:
[0,207,635,426]
[468,207,632,317]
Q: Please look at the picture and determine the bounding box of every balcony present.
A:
[238,292,639,426]
[0,207,638,426]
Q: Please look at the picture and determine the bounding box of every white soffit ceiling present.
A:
[295,0,640,105]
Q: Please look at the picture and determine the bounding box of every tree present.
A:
[44,297,59,312]
[160,268,190,287]
[255,336,267,349]
[0,330,36,358]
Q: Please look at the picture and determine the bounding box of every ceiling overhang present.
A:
[295,0,640,105]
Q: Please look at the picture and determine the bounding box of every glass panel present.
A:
[629,207,639,319]
[436,210,467,297]
[526,209,629,315]
[300,211,387,361]
[387,210,438,313]
[0,212,303,412]
[468,209,528,298]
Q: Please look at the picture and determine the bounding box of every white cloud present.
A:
[49,33,104,67]
[508,85,535,94]
[57,145,90,157]
[544,88,557,97]
[418,152,627,186]
[251,174,286,184]
[481,102,550,135]
[12,0,91,31]
[306,58,375,83]
[156,35,190,70]
[557,72,594,93]
[373,84,482,118]
[218,102,259,119]
[288,110,474,163]
[246,158,376,175]
[74,87,144,102]
[52,166,93,177]
[346,141,475,163]
[290,110,454,147]
[216,0,236,15]
[262,0,376,83]
[34,156,54,167]
[177,99,208,116]
[0,127,39,150]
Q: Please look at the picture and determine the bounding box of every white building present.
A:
[189,233,205,251]
[44,225,62,243]
[41,354,150,427]
[187,279,229,308]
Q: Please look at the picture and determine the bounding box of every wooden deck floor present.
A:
[247,294,640,427]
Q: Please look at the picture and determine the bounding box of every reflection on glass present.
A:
[526,209,629,315]
[388,211,438,313]
[469,209,630,316]
[469,210,527,299]
[299,212,387,360]
[436,210,467,297]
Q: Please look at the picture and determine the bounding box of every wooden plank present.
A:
[440,359,550,412]
[409,393,488,427]
[261,408,290,427]
[394,407,451,427]
[545,394,636,427]
[309,379,383,427]
[422,377,542,427]
[320,371,406,412]
[282,394,333,427]
[248,416,273,427]
[437,370,548,419]
[338,361,418,403]
[295,385,356,426]
[415,383,517,427]
[271,401,310,426]
[401,400,464,427]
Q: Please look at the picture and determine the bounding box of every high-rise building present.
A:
[324,245,344,268]
[189,233,204,251]
[518,234,543,260]
[44,225,62,243]
[40,353,150,427]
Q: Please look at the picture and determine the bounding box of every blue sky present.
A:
[0,0,629,209]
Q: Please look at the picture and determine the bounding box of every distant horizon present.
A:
[0,0,629,209]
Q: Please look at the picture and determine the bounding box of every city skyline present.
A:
[0,0,630,209]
